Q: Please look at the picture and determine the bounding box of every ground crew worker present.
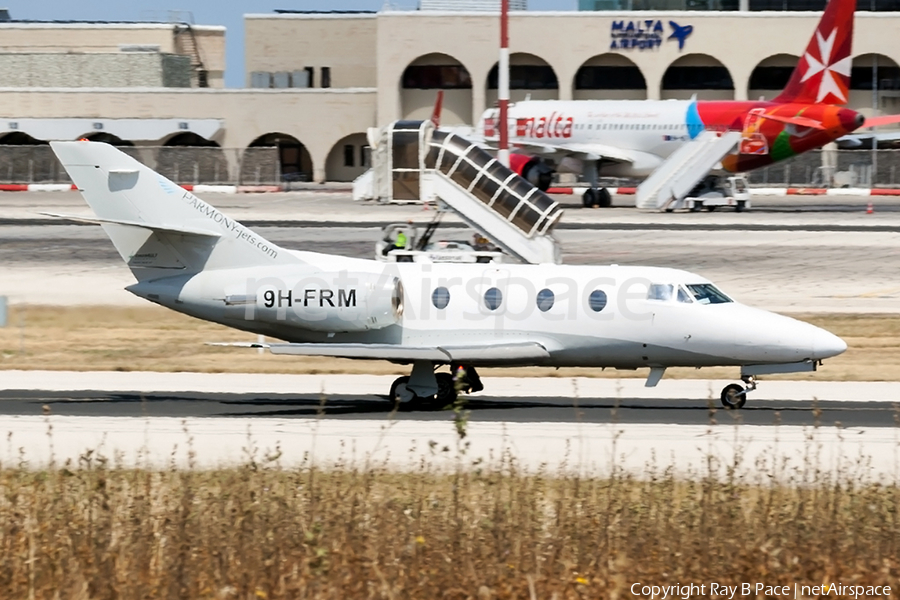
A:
[395,228,408,249]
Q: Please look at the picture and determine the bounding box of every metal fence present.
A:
[745,149,900,188]
[0,145,281,185]
[2,144,900,188]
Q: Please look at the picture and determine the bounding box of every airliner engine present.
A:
[508,153,554,191]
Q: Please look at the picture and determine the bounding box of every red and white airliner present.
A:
[466,0,897,207]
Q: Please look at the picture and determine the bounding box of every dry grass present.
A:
[0,448,897,599]
[1,305,899,380]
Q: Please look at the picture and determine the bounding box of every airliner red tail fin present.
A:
[430,91,444,127]
[773,0,855,105]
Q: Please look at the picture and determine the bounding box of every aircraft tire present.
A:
[597,187,612,208]
[435,372,458,407]
[390,376,419,405]
[720,383,747,409]
[582,188,598,208]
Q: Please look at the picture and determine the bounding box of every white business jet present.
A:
[49,141,846,409]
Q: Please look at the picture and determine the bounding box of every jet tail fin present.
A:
[430,90,444,127]
[773,0,855,105]
[50,141,297,280]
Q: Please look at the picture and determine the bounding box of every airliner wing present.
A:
[509,140,638,164]
[212,341,551,363]
[440,127,639,164]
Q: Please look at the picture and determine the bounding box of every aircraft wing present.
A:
[508,140,638,163]
[836,131,900,149]
[212,341,551,362]
[439,127,639,164]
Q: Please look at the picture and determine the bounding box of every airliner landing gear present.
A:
[581,160,612,208]
[582,187,611,208]
[389,363,483,409]
[720,375,757,409]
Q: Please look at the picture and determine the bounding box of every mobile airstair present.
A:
[635,130,742,211]
[354,120,563,265]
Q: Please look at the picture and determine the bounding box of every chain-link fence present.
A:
[745,149,900,188]
[0,145,282,185]
[3,144,900,188]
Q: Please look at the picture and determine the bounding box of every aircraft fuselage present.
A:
[128,259,846,370]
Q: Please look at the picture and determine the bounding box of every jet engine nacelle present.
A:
[508,153,554,192]
[251,271,403,333]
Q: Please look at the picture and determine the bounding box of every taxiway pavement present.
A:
[2,191,900,312]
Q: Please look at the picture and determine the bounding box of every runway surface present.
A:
[1,372,898,478]
[3,389,899,428]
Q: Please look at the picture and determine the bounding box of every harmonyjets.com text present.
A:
[631,582,891,599]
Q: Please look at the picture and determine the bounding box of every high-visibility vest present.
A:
[396,231,408,248]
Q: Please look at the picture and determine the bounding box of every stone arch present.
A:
[487,52,559,105]
[79,132,134,146]
[574,53,647,100]
[747,54,800,101]
[163,132,220,147]
[0,132,56,183]
[401,52,473,125]
[661,53,734,100]
[325,132,370,182]
[0,132,46,145]
[241,132,313,185]
[154,132,229,185]
[851,53,900,116]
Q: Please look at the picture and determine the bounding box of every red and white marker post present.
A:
[498,0,510,168]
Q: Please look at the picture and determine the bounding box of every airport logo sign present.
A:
[610,20,693,51]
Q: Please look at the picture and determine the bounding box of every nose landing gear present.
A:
[720,375,757,409]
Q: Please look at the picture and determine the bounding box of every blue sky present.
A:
[3,0,575,87]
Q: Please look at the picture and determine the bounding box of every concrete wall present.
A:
[369,11,900,122]
[0,23,225,88]
[0,53,191,87]
[0,88,376,183]
[245,15,377,88]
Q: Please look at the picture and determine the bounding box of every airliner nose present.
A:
[811,327,847,360]
[839,109,865,133]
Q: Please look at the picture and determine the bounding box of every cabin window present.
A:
[536,288,555,312]
[686,284,732,304]
[647,284,674,301]
[588,289,608,312]
[484,287,503,311]
[432,286,450,309]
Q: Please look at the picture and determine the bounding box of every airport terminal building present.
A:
[0,1,899,184]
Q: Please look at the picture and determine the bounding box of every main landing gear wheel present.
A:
[389,373,457,409]
[435,372,457,406]
[582,187,612,208]
[720,376,757,410]
[390,376,418,404]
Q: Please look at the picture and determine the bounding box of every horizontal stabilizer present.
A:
[211,341,551,363]
[862,114,900,129]
[758,113,825,130]
[40,212,222,238]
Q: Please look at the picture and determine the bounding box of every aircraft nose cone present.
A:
[810,327,847,360]
[839,109,865,133]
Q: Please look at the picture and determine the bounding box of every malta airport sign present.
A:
[610,19,693,51]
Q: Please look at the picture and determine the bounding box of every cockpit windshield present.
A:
[686,284,732,304]
[646,284,673,301]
